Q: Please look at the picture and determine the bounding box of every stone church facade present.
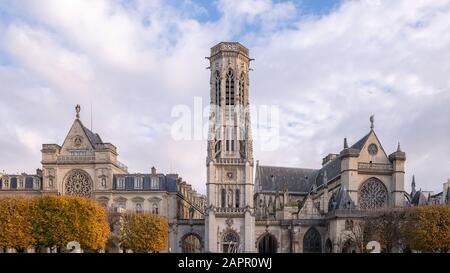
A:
[1,42,449,253]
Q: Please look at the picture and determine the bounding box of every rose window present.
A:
[359,178,387,209]
[65,170,92,197]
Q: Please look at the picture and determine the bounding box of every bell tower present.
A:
[205,42,255,253]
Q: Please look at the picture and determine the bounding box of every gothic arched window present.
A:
[225,69,235,106]
[303,227,322,253]
[221,189,226,208]
[359,178,388,209]
[215,71,221,106]
[223,231,239,253]
[235,189,240,208]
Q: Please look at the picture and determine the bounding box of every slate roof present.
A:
[411,191,428,206]
[80,122,103,146]
[255,131,377,193]
[350,132,370,151]
[0,175,41,190]
[329,186,355,210]
[256,165,319,193]
[113,173,178,192]
[315,157,341,187]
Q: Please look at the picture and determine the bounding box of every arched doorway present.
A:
[258,233,277,253]
[64,169,93,197]
[341,239,358,253]
[181,233,202,253]
[222,231,239,253]
[325,239,333,253]
[303,227,322,253]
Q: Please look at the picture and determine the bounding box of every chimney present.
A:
[322,154,338,166]
[151,166,156,175]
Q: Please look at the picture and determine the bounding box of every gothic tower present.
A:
[205,42,255,253]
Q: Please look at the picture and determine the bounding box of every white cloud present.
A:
[0,0,449,194]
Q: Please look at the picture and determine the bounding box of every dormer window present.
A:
[117,177,125,189]
[33,178,40,190]
[135,177,143,189]
[2,177,9,189]
[151,176,159,189]
[18,177,24,189]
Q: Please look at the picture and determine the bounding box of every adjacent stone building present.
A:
[0,105,206,253]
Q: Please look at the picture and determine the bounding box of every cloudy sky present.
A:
[0,0,449,194]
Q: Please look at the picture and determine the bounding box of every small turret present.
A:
[411,175,416,197]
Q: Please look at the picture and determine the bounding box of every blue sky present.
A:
[0,0,449,195]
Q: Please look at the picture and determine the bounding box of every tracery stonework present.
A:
[65,170,92,197]
[359,178,388,209]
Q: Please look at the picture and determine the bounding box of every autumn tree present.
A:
[120,213,169,253]
[364,208,408,252]
[404,205,450,253]
[0,197,35,252]
[32,195,110,252]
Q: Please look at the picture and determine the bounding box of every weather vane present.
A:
[370,114,374,130]
[75,104,81,119]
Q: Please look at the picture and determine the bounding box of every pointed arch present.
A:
[222,230,239,253]
[225,69,235,106]
[221,188,226,208]
[359,177,388,209]
[239,72,245,106]
[215,70,221,106]
[303,227,322,253]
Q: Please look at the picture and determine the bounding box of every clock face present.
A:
[74,135,83,147]
[368,143,378,155]
[226,172,233,179]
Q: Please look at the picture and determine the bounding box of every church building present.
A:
[1,42,448,253]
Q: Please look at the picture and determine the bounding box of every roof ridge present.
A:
[258,165,319,171]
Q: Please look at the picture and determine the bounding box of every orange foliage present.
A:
[0,197,35,251]
[121,213,169,253]
[404,205,450,252]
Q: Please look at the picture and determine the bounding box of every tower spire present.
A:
[411,175,416,196]
[397,141,402,152]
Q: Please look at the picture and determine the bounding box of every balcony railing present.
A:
[216,158,246,165]
[358,162,393,174]
[56,155,128,172]
[215,207,246,214]
[57,155,95,163]
[117,161,128,172]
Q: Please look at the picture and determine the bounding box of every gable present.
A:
[61,119,102,153]
[354,131,390,164]
[298,195,322,219]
